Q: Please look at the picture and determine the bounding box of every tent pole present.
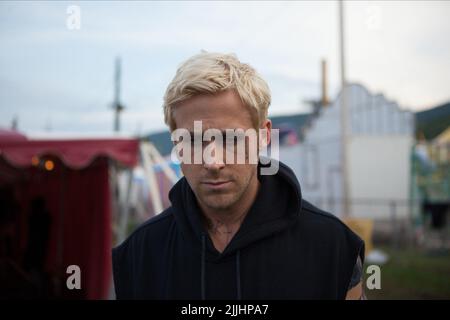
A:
[118,168,133,243]
[56,163,66,297]
[140,143,164,215]
[109,159,119,243]
[147,143,180,184]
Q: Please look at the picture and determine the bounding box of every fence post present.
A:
[390,201,399,248]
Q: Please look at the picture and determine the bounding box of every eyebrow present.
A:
[188,130,226,137]
[187,128,246,136]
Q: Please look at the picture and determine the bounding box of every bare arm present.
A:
[345,256,366,300]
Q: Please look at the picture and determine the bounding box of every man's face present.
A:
[172,90,266,211]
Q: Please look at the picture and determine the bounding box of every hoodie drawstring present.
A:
[201,233,206,300]
[200,233,242,300]
[236,250,242,300]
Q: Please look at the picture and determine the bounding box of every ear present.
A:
[259,119,272,148]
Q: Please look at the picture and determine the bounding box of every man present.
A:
[112,52,365,300]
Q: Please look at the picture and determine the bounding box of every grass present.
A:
[363,246,450,300]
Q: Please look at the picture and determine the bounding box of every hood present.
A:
[168,159,303,261]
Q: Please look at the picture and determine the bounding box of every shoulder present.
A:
[113,207,175,254]
[127,207,175,241]
[111,207,175,299]
[300,200,350,233]
[299,200,365,298]
[299,200,365,257]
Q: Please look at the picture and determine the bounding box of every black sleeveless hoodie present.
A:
[112,161,364,300]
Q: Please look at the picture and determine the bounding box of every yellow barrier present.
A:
[343,218,374,256]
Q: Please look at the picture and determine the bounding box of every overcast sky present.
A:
[0,1,449,136]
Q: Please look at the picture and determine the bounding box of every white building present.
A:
[279,83,415,220]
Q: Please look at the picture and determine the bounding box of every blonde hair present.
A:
[163,51,271,131]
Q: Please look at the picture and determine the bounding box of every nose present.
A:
[203,141,225,171]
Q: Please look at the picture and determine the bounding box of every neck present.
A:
[199,174,260,252]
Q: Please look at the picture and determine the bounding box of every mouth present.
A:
[201,180,232,190]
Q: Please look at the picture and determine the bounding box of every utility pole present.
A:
[321,59,329,107]
[339,0,351,217]
[11,115,18,131]
[112,57,125,132]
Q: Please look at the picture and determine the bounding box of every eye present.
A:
[232,135,246,145]
[190,134,202,146]
[225,135,236,146]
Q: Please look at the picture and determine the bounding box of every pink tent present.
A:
[0,130,139,299]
